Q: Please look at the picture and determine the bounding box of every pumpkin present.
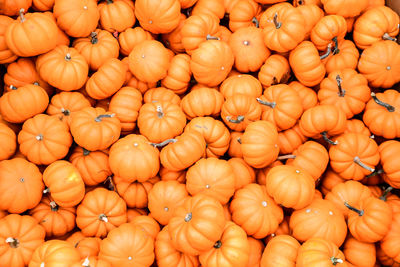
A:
[221,94,262,132]
[159,129,206,171]
[18,114,72,165]
[73,29,120,71]
[108,87,142,134]
[159,167,186,183]
[29,240,81,267]
[29,196,76,237]
[0,214,45,267]
[0,15,17,64]
[296,238,347,267]
[143,87,180,106]
[256,160,283,185]
[290,199,347,246]
[47,91,91,126]
[135,0,180,34]
[346,196,392,243]
[43,160,85,208]
[288,81,318,111]
[343,119,371,136]
[320,168,346,195]
[278,141,329,181]
[53,0,100,38]
[86,58,126,100]
[98,0,135,33]
[186,158,235,204]
[228,131,243,158]
[258,54,290,88]
[148,181,188,225]
[259,3,306,53]
[297,3,324,39]
[379,140,400,188]
[0,84,49,123]
[199,221,250,267]
[264,215,291,242]
[343,235,376,267]
[258,84,303,131]
[321,0,368,17]
[289,41,326,86]
[42,11,70,47]
[168,194,226,255]
[4,58,51,94]
[363,90,400,139]
[0,158,43,214]
[137,101,186,143]
[128,40,171,83]
[126,208,148,222]
[299,104,346,144]
[36,45,89,91]
[181,87,224,120]
[0,123,16,161]
[69,147,112,186]
[130,215,160,240]
[228,0,261,32]
[98,223,154,266]
[109,134,159,183]
[266,165,315,209]
[357,40,400,88]
[191,0,225,19]
[325,180,372,219]
[311,15,347,53]
[161,14,186,54]
[230,183,283,238]
[377,246,400,267]
[261,235,300,267]
[228,157,256,190]
[353,6,399,49]
[277,123,308,155]
[119,27,153,56]
[123,61,158,93]
[0,0,32,16]
[246,237,264,267]
[5,10,57,57]
[70,107,121,151]
[155,226,199,267]
[71,256,110,267]
[161,54,192,95]
[329,133,380,180]
[76,188,127,238]
[381,212,400,263]
[318,69,371,119]
[113,176,153,208]
[191,40,234,87]
[229,26,271,73]
[321,40,360,73]
[185,116,230,158]
[220,74,262,99]
[32,0,55,11]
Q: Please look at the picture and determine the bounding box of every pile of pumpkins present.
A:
[0,0,400,266]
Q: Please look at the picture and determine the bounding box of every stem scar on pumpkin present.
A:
[206,34,219,41]
[330,257,343,265]
[99,213,108,222]
[252,17,259,28]
[382,32,397,42]
[371,92,395,112]
[5,237,19,248]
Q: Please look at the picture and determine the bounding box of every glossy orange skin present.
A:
[297,4,324,39]
[168,194,226,256]
[0,123,16,161]
[114,177,153,209]
[130,215,160,240]
[229,0,261,32]
[71,256,111,267]
[230,184,283,239]
[191,0,225,19]
[161,54,192,95]
[228,157,255,190]
[343,235,376,267]
[98,0,135,33]
[322,40,360,73]
[320,169,346,195]
[288,81,318,111]
[258,54,290,88]
[379,140,400,188]
[119,27,153,56]
[0,0,32,16]
[261,235,300,267]
[290,199,347,247]
[220,74,262,99]
[343,119,371,136]
[381,212,400,263]
[29,240,81,267]
[181,87,224,120]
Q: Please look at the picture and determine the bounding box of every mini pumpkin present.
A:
[220,74,262,99]
[277,123,308,155]
[288,81,318,111]
[258,54,290,88]
[343,235,376,267]
[161,53,192,95]
[379,140,400,188]
[130,215,160,240]
[0,123,16,161]
[98,0,135,33]
[181,87,224,120]
[119,27,154,56]
[381,212,400,263]
[321,0,368,17]
[29,240,81,266]
[228,0,261,32]
[0,15,17,64]
[261,235,300,267]
[321,39,360,73]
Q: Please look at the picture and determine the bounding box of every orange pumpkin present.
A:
[161,14,186,54]
[321,0,368,17]
[191,0,225,19]
[261,235,300,267]
[119,27,153,56]
[220,74,262,99]
[277,123,308,155]
[343,235,376,267]
[130,215,160,240]
[161,54,192,95]
[228,0,261,32]
[98,0,135,33]
[228,157,256,190]
[30,240,81,266]
[311,15,347,52]
[113,177,153,209]
[321,39,360,73]
[288,81,318,111]
[0,15,17,64]
[381,212,400,263]
[297,3,324,39]
[143,87,181,105]
[379,140,400,188]
[258,54,290,88]
[0,123,16,161]
[181,87,224,120]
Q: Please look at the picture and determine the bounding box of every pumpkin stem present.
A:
[277,154,296,160]
[43,188,50,194]
[82,257,90,267]
[19,9,26,22]
[237,137,242,144]
[65,53,72,61]
[365,168,383,178]
[60,108,70,116]
[332,37,339,55]
[344,202,364,216]
[371,92,395,112]
[214,240,222,249]
[104,175,116,191]
[379,186,394,201]
[353,156,375,173]
[336,75,345,97]
[206,34,220,41]
[273,13,282,29]
[382,33,397,42]
[33,81,40,86]
[330,257,344,265]
[252,17,259,28]
[83,148,91,156]
[95,113,115,122]
[9,85,17,90]
[5,237,19,248]
[151,139,177,148]
[49,201,59,212]
[256,98,276,108]
[320,44,332,60]
[321,131,338,145]
[36,134,44,141]
[99,214,108,222]
[156,105,164,118]
[106,0,113,4]
[90,32,98,44]
[226,115,245,124]
[184,212,192,222]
